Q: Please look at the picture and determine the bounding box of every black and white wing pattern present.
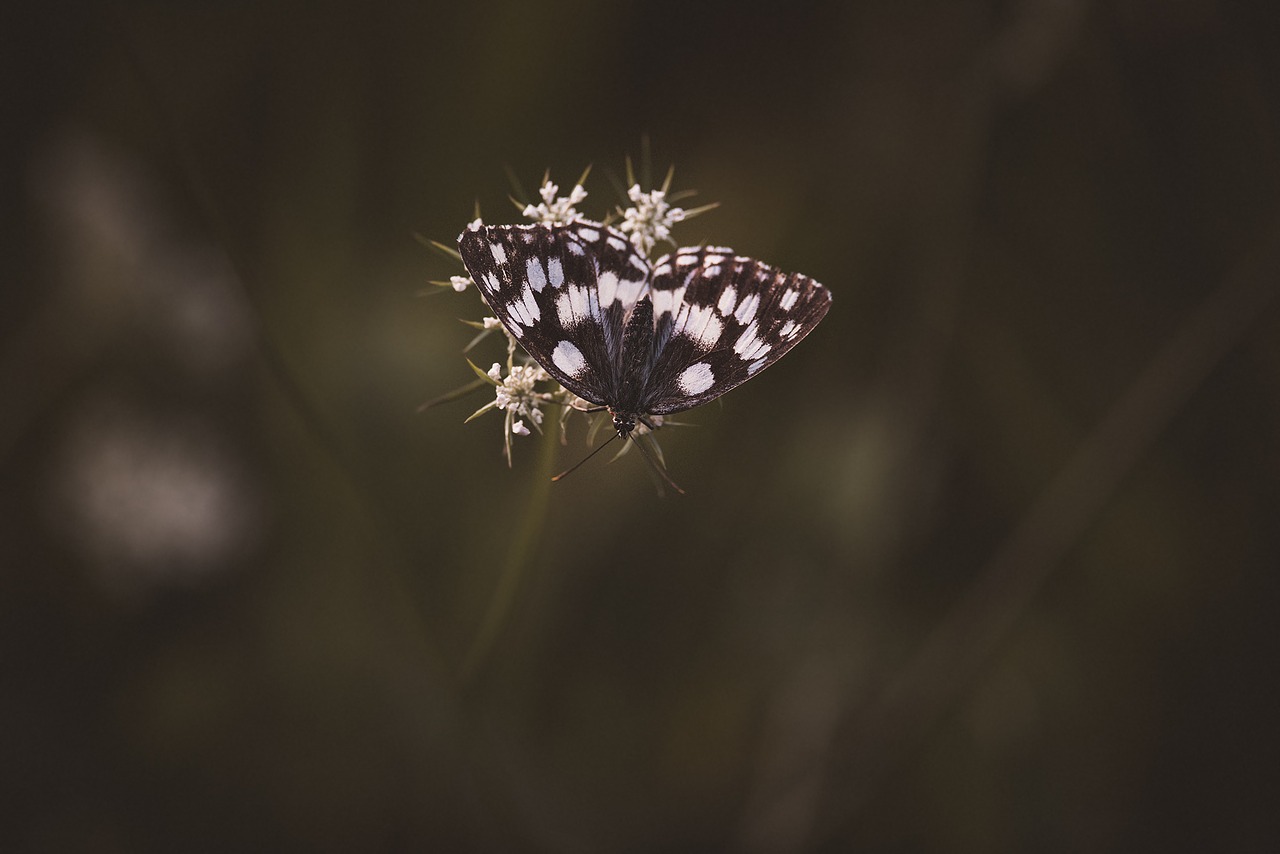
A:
[456,220,649,406]
[641,246,832,414]
[457,220,831,434]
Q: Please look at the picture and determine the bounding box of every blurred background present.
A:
[4,1,1279,850]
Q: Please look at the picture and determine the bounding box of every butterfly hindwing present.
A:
[458,222,614,404]
[640,246,832,415]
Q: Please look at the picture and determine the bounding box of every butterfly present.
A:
[457,219,831,482]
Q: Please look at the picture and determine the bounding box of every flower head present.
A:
[523,180,588,226]
[450,275,473,292]
[618,184,686,257]
[492,363,549,427]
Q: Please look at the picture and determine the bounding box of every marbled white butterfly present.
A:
[458,219,831,456]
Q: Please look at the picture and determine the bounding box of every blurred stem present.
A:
[818,219,1280,840]
[459,423,558,680]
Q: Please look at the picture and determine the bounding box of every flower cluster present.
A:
[618,184,686,256]
[489,362,549,433]
[522,181,588,226]
[427,163,714,467]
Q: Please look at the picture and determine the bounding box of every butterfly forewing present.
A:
[640,247,832,414]
[458,221,624,404]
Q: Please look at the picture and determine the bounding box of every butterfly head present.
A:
[611,410,636,439]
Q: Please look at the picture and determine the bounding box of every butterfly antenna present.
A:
[551,432,620,482]
[629,434,686,496]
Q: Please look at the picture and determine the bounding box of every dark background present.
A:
[4,1,1279,851]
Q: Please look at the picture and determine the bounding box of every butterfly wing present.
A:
[640,247,832,415]
[458,221,640,405]
[556,221,653,366]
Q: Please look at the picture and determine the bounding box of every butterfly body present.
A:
[457,220,831,442]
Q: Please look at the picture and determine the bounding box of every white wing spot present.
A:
[678,362,716,396]
[607,236,627,251]
[577,227,599,242]
[597,270,619,306]
[552,340,587,377]
[747,356,767,374]
[508,293,530,327]
[616,277,646,308]
[569,286,590,322]
[717,286,738,315]
[547,256,564,287]
[779,289,800,311]
[676,254,698,267]
[652,285,687,317]
[523,285,540,321]
[589,287,602,322]
[555,292,574,326]
[568,242,585,256]
[734,322,771,359]
[490,242,507,266]
[704,265,722,277]
[677,303,724,348]
[481,271,498,292]
[704,254,725,266]
[733,293,760,324]
[654,263,672,277]
[525,257,547,292]
[779,319,798,338]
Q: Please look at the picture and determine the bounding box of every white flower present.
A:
[492,363,550,426]
[450,275,472,292]
[482,316,502,329]
[511,419,530,436]
[618,184,686,256]
[523,180,588,226]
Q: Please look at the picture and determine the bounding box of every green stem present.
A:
[459,424,558,679]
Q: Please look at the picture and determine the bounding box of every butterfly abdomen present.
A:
[613,297,655,414]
